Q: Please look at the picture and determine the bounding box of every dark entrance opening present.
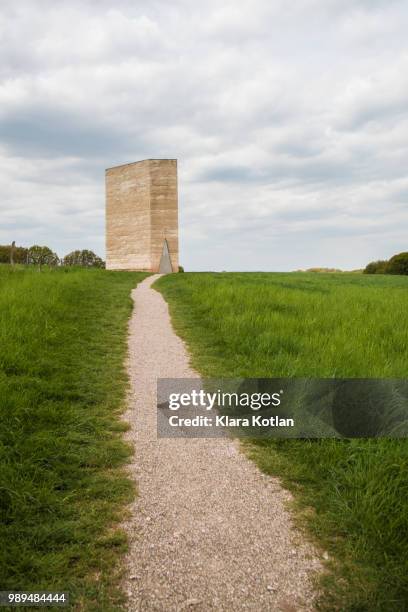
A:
[158,238,173,273]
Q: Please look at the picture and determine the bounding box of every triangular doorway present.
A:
[158,238,173,273]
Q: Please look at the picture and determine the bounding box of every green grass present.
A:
[0,265,148,610]
[155,272,408,611]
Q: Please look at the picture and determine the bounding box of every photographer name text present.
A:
[168,415,294,428]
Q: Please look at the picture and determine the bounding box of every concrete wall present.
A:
[150,159,178,273]
[105,159,178,271]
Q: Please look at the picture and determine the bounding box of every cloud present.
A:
[0,0,407,269]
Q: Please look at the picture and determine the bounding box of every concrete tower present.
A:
[105,159,178,272]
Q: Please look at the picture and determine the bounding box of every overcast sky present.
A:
[1,0,407,270]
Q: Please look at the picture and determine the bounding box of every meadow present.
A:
[155,272,408,611]
[0,266,147,610]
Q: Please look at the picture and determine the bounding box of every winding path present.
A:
[123,275,321,611]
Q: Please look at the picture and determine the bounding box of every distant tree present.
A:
[386,252,408,276]
[28,245,59,269]
[63,249,105,268]
[364,260,388,274]
[0,244,28,264]
[306,268,343,273]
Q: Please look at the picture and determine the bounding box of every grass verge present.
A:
[0,265,148,610]
[155,272,408,611]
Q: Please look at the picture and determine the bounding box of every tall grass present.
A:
[155,272,408,611]
[0,266,147,610]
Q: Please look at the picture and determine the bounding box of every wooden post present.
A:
[10,241,15,266]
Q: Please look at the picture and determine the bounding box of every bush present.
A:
[0,244,28,264]
[364,260,388,274]
[386,252,408,276]
[63,249,105,268]
[178,265,185,273]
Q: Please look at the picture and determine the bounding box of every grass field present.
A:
[155,272,408,611]
[0,265,147,610]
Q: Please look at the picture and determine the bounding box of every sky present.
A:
[0,0,407,271]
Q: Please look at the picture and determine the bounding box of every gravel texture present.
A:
[122,275,322,611]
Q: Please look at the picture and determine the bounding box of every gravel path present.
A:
[123,275,321,611]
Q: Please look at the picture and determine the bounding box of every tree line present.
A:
[0,244,105,269]
[364,251,408,275]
